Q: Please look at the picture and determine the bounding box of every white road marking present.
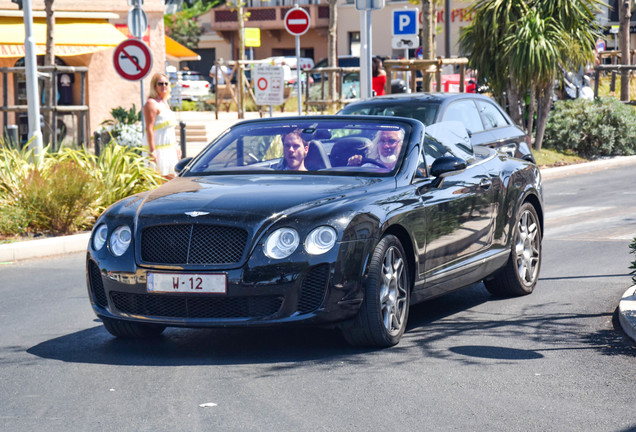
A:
[545,206,612,221]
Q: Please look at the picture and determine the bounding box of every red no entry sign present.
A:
[284,8,311,36]
[113,39,153,81]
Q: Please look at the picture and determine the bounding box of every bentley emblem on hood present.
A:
[185,211,210,217]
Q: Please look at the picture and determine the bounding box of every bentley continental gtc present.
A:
[86,116,543,348]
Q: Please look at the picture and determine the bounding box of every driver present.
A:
[347,129,404,170]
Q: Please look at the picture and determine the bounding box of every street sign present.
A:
[284,7,311,36]
[245,27,261,47]
[596,38,606,53]
[355,0,384,11]
[113,39,153,81]
[127,6,148,39]
[392,35,419,49]
[393,9,418,36]
[253,65,285,106]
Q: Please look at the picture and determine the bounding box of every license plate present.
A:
[147,272,227,294]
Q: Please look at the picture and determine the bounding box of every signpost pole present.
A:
[284,5,310,114]
[295,34,302,114]
[22,0,43,154]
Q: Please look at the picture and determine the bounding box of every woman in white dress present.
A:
[142,73,181,179]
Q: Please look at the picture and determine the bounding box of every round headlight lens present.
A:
[264,228,299,259]
[110,225,132,256]
[93,224,108,251]
[305,226,337,255]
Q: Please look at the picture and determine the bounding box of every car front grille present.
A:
[88,260,108,308]
[110,291,283,319]
[297,264,329,313]
[141,224,248,265]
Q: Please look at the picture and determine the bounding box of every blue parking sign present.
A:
[393,9,418,36]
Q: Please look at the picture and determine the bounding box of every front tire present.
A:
[484,202,542,297]
[342,235,410,348]
[101,317,166,339]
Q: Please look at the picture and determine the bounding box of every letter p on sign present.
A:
[393,9,418,36]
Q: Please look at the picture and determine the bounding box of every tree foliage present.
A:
[164,0,219,48]
[459,0,602,150]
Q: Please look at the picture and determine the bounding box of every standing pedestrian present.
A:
[372,56,387,96]
[142,73,181,179]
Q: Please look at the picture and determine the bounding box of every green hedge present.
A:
[543,97,636,158]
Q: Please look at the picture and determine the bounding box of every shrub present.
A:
[0,204,30,236]
[543,98,636,158]
[0,144,164,237]
[99,105,143,148]
[19,161,99,234]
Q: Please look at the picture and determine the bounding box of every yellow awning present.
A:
[165,36,200,62]
[0,17,126,58]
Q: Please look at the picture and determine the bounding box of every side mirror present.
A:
[174,157,193,174]
[430,156,467,178]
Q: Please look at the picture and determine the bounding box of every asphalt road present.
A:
[1,165,635,432]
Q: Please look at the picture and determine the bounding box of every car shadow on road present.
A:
[27,282,634,366]
[27,284,493,367]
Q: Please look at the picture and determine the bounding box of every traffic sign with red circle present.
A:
[284,7,311,36]
[113,39,153,81]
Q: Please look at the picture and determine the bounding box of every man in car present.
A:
[348,129,404,170]
[281,130,309,171]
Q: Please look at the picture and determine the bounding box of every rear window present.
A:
[340,102,439,126]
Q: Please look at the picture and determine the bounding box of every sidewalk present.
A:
[1,139,635,343]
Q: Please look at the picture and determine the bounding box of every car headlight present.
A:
[110,225,132,256]
[264,228,299,259]
[93,224,108,251]
[304,226,337,255]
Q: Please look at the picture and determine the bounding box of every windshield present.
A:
[185,119,410,176]
[340,102,440,126]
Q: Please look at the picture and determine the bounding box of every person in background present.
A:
[142,73,181,179]
[372,56,387,96]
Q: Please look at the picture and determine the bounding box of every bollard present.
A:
[93,131,101,157]
[4,125,19,149]
[179,121,186,159]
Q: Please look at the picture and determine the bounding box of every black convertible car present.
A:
[86,116,543,348]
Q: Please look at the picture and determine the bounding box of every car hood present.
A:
[134,174,389,227]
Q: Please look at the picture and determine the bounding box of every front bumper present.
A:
[86,241,367,328]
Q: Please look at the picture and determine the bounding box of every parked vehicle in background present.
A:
[339,93,535,161]
[168,70,211,103]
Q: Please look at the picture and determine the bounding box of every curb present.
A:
[619,285,636,344]
[0,232,90,264]
[539,155,636,180]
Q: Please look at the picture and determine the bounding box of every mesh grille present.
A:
[110,292,282,319]
[88,260,108,308]
[298,264,329,313]
[141,224,248,265]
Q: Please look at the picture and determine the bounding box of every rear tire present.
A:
[484,202,542,297]
[101,317,166,339]
[342,235,410,348]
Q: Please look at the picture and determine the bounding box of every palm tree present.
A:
[460,0,602,150]
[504,9,564,150]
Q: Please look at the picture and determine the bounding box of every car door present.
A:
[416,123,496,291]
